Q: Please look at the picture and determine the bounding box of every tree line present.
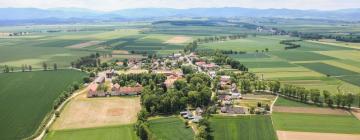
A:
[278,84,360,109]
[71,53,101,69]
[280,40,302,50]
[184,34,248,53]
[289,31,360,43]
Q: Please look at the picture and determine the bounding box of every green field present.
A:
[209,115,277,140]
[45,125,138,140]
[271,51,336,61]
[148,117,194,140]
[0,70,86,140]
[272,112,360,134]
[241,61,296,68]
[293,41,354,51]
[338,75,360,86]
[199,36,291,52]
[274,96,317,107]
[299,62,359,76]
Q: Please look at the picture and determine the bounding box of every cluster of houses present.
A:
[216,75,245,114]
[180,107,203,123]
[153,70,184,88]
[195,61,220,71]
[88,75,143,98]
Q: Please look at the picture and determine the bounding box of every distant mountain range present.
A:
[1,7,360,24]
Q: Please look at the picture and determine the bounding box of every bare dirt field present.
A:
[112,50,130,55]
[51,93,140,130]
[66,41,103,49]
[165,36,192,44]
[277,131,360,140]
[352,109,360,120]
[273,106,350,115]
[0,32,10,36]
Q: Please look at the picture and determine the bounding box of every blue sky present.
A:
[0,0,359,11]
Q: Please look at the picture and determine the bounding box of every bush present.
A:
[55,111,60,117]
[83,77,90,83]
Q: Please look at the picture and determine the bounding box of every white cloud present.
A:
[0,0,359,11]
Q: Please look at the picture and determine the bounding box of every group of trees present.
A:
[333,35,360,43]
[141,73,213,115]
[280,84,359,109]
[41,63,58,71]
[280,40,302,50]
[212,51,248,71]
[113,73,166,87]
[21,64,33,72]
[195,119,211,140]
[2,65,14,73]
[289,31,360,43]
[289,31,323,40]
[134,110,151,140]
[184,41,198,53]
[71,53,100,69]
[184,34,248,53]
[196,34,247,44]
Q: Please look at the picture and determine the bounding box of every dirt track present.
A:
[51,94,140,130]
[352,109,360,120]
[273,106,349,115]
[277,131,360,140]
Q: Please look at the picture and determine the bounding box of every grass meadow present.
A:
[148,117,194,140]
[0,70,86,140]
[45,124,138,140]
[272,112,360,134]
[209,115,277,140]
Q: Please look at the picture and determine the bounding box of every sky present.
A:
[0,0,359,11]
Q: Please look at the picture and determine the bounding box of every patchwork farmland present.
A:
[1,10,360,140]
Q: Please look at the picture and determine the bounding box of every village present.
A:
[86,52,275,124]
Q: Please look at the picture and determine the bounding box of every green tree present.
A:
[181,65,194,75]
[358,93,360,108]
[53,63,58,70]
[334,94,342,107]
[323,90,331,105]
[345,93,355,109]
[42,62,47,71]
